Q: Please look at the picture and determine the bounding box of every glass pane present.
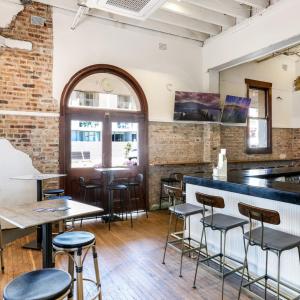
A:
[68,73,140,111]
[248,118,268,148]
[111,122,138,167]
[71,120,102,168]
[248,88,266,118]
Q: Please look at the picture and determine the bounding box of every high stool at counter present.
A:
[193,192,249,300]
[162,185,206,277]
[238,202,300,300]
[43,188,65,198]
[159,173,182,209]
[53,231,102,300]
[3,268,72,300]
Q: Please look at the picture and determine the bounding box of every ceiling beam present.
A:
[151,9,221,35]
[183,0,250,19]
[161,0,236,28]
[234,0,269,9]
[26,0,208,42]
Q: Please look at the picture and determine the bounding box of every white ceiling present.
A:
[73,0,279,43]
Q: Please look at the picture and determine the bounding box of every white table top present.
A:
[0,199,103,229]
[10,173,66,181]
[95,167,130,172]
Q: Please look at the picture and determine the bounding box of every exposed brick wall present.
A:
[293,129,300,158]
[149,122,206,164]
[220,126,297,161]
[0,2,56,112]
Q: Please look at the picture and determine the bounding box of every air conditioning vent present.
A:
[80,0,167,20]
[106,0,152,13]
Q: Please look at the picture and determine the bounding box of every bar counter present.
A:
[184,167,300,291]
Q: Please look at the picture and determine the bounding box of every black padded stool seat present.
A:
[107,184,127,190]
[53,231,95,249]
[43,188,64,195]
[244,227,300,251]
[47,195,72,200]
[201,213,248,230]
[4,268,71,300]
[161,177,179,184]
[169,203,204,217]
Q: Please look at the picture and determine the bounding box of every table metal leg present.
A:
[23,180,43,251]
[42,223,54,268]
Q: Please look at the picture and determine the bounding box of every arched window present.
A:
[60,65,148,201]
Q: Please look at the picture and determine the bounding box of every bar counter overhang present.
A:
[184,167,300,292]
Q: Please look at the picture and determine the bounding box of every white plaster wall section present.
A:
[220,55,296,128]
[52,7,203,122]
[0,0,32,51]
[0,139,39,229]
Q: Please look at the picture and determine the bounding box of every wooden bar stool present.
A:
[193,192,249,300]
[53,231,102,300]
[238,202,300,300]
[3,268,72,300]
[162,185,206,277]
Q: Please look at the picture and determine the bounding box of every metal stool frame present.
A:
[238,202,300,300]
[0,223,4,272]
[159,173,181,209]
[162,185,207,277]
[193,192,250,300]
[53,239,102,300]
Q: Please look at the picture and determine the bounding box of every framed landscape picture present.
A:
[221,95,251,123]
[173,91,221,122]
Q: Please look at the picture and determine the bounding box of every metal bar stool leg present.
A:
[92,245,102,300]
[193,224,205,288]
[188,216,191,257]
[238,238,250,300]
[162,211,173,264]
[128,189,133,228]
[264,250,269,300]
[0,223,4,272]
[68,252,75,300]
[159,181,163,210]
[221,230,227,300]
[277,252,281,300]
[75,248,84,300]
[179,217,186,277]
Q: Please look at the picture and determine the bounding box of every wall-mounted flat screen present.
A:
[174,91,221,122]
[221,95,251,123]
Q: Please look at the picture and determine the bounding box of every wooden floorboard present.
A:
[0,211,252,299]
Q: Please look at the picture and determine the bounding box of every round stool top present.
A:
[53,231,95,249]
[47,195,72,200]
[4,268,71,300]
[107,184,127,191]
[43,188,65,195]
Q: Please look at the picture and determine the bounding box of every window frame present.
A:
[245,78,272,155]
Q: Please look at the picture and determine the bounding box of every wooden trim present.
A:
[59,64,149,208]
[245,79,272,155]
[245,78,272,89]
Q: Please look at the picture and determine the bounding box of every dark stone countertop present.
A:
[184,167,300,205]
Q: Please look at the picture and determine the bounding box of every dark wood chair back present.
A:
[238,202,280,225]
[195,192,225,209]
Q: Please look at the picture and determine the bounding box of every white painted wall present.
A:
[220,56,297,128]
[0,139,38,229]
[203,0,300,71]
[52,7,203,122]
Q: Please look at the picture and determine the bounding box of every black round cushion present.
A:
[161,177,179,183]
[53,231,95,249]
[107,184,127,191]
[4,268,71,300]
[43,189,65,195]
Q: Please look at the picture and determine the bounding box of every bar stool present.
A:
[53,231,102,300]
[0,223,4,271]
[193,192,249,300]
[3,268,72,300]
[107,183,132,230]
[125,173,148,217]
[159,173,181,209]
[162,185,206,277]
[238,202,300,300]
[79,177,102,203]
[43,188,65,198]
